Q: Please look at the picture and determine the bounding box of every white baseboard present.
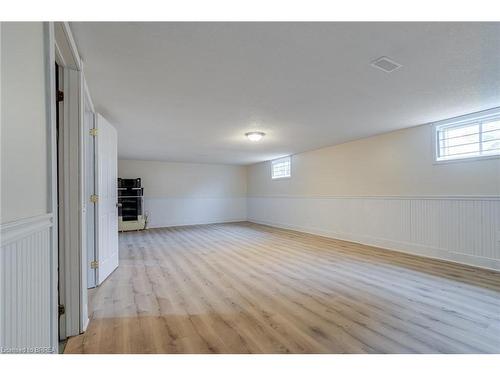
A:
[149,218,247,229]
[81,316,90,332]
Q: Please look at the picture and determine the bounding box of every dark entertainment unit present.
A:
[118,178,145,231]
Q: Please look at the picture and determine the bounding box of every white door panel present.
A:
[85,109,97,288]
[96,114,118,285]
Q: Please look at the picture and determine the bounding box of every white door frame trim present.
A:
[83,69,95,114]
[51,21,91,343]
[44,22,59,353]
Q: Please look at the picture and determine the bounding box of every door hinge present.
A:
[58,304,65,316]
[57,90,64,102]
[89,128,98,136]
[90,194,99,203]
[90,260,99,269]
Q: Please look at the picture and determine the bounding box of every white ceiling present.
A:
[70,22,500,165]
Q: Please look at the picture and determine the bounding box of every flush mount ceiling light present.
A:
[371,56,402,73]
[245,131,265,142]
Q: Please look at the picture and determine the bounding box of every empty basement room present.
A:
[1,4,500,370]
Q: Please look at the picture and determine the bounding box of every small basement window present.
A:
[435,108,500,161]
[271,156,291,179]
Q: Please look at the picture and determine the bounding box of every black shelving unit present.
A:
[118,178,145,230]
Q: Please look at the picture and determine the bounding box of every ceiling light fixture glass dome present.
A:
[245,131,265,142]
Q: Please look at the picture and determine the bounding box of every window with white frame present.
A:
[271,156,291,179]
[435,109,500,161]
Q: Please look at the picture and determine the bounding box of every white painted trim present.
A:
[53,21,89,341]
[59,67,83,338]
[54,23,79,71]
[149,219,248,229]
[45,22,59,354]
[433,153,500,165]
[81,317,90,332]
[54,40,66,67]
[0,214,53,245]
[79,70,89,333]
[82,71,95,114]
[61,22,82,71]
[249,218,500,272]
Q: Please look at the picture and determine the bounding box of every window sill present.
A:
[433,153,500,165]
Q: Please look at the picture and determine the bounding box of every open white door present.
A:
[85,107,97,289]
[96,114,119,285]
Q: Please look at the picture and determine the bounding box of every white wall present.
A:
[1,22,48,223]
[118,160,247,227]
[1,23,56,353]
[248,125,500,197]
[247,124,500,271]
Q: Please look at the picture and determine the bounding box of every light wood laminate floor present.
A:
[65,222,500,354]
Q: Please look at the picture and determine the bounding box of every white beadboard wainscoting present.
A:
[0,214,56,353]
[247,196,500,271]
[144,197,247,229]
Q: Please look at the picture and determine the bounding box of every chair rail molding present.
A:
[0,214,54,245]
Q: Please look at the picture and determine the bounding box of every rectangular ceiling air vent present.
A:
[371,56,402,73]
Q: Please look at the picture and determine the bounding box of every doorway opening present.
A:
[55,62,66,343]
[52,23,119,352]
